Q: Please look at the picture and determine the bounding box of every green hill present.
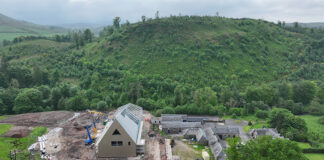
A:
[0,16,323,115]
[84,16,323,87]
[0,13,67,42]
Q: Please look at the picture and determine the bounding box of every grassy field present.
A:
[0,124,47,160]
[299,115,324,148]
[304,153,324,160]
[296,142,312,149]
[243,122,268,133]
[0,116,8,120]
[0,124,14,159]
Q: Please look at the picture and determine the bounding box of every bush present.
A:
[302,148,324,153]
[97,101,107,111]
[256,110,269,119]
[154,106,175,117]
[229,108,243,116]
[318,117,324,125]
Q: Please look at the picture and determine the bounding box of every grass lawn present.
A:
[304,153,324,160]
[0,124,47,160]
[0,116,8,120]
[296,142,312,149]
[0,124,14,159]
[244,122,268,133]
[298,115,324,148]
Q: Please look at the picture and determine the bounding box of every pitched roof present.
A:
[212,126,239,134]
[115,103,143,142]
[96,103,143,145]
[161,114,187,121]
[187,117,208,122]
[204,127,225,160]
[250,128,283,138]
[161,122,201,129]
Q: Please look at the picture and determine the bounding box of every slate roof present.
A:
[250,128,283,138]
[204,127,225,160]
[161,122,201,129]
[161,114,187,121]
[187,117,208,122]
[212,126,239,135]
[100,103,143,143]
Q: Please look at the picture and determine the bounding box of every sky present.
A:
[0,0,323,25]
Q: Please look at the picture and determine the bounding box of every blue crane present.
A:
[84,114,108,145]
[85,123,95,145]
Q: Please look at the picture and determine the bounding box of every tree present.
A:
[0,72,8,88]
[294,22,299,28]
[174,86,185,106]
[193,87,217,114]
[155,11,159,19]
[66,94,88,111]
[0,89,19,114]
[97,101,107,111]
[256,110,268,119]
[276,82,292,100]
[141,16,146,23]
[32,66,42,85]
[113,17,121,29]
[51,88,62,110]
[13,88,43,114]
[226,136,306,160]
[83,29,93,43]
[293,81,316,104]
[51,69,60,86]
[226,137,241,160]
[268,108,308,141]
[0,55,9,76]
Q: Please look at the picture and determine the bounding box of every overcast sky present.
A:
[0,0,323,25]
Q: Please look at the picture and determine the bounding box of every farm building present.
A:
[150,117,161,125]
[95,104,145,158]
[183,128,208,145]
[249,128,283,139]
[161,114,187,122]
[161,122,201,134]
[204,128,225,160]
[212,126,240,140]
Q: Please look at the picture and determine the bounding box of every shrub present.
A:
[318,117,324,125]
[229,108,243,116]
[97,101,107,111]
[256,110,269,119]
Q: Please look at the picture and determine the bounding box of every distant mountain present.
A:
[0,13,67,41]
[58,23,106,35]
[286,22,324,28]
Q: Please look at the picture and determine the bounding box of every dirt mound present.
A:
[2,126,33,138]
[0,111,74,127]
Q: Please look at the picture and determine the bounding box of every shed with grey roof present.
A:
[183,128,208,145]
[249,128,283,139]
[161,122,201,134]
[212,126,240,140]
[161,114,187,122]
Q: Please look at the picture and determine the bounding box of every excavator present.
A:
[84,110,104,145]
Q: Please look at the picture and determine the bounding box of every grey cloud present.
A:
[0,0,323,25]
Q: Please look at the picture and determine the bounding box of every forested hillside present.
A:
[0,16,323,123]
[0,13,66,42]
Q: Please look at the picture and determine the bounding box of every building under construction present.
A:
[95,103,145,158]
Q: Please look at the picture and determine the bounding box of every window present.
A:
[111,141,123,146]
[112,129,121,135]
[128,142,131,146]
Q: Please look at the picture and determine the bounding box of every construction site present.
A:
[0,103,281,160]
